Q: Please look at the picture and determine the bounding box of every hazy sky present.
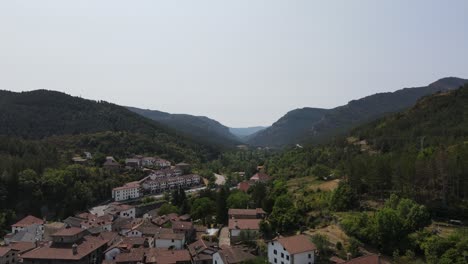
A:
[1,1,467,127]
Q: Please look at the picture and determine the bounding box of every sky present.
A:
[1,1,468,127]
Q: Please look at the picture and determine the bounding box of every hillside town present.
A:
[0,152,384,264]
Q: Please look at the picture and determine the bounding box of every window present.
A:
[308,254,312,258]
[281,253,284,258]
[171,239,174,242]
[286,255,289,260]
[274,250,277,255]
[274,258,277,263]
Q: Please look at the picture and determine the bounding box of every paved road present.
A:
[219,227,230,247]
[214,173,226,185]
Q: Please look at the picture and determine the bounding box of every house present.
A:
[125,158,141,169]
[175,162,191,173]
[43,222,67,241]
[268,235,316,264]
[228,219,261,243]
[104,156,120,171]
[79,213,113,233]
[212,246,256,264]
[0,247,18,264]
[154,158,171,168]
[154,228,185,249]
[237,181,253,192]
[187,239,218,264]
[250,172,271,183]
[112,181,141,201]
[11,215,45,234]
[21,227,109,264]
[72,156,87,165]
[104,203,136,219]
[172,221,195,241]
[228,208,266,220]
[4,224,43,244]
[145,248,191,264]
[84,152,92,160]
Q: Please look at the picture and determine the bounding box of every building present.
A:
[154,228,185,249]
[187,239,218,264]
[125,159,141,169]
[104,203,136,219]
[228,208,266,220]
[72,156,87,165]
[112,182,141,202]
[250,172,271,183]
[21,227,109,264]
[0,247,18,264]
[268,235,316,264]
[154,158,171,168]
[228,219,261,243]
[104,156,120,171]
[212,246,256,264]
[11,215,45,234]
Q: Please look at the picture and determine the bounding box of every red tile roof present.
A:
[250,172,271,182]
[172,221,193,230]
[0,247,12,257]
[12,215,44,227]
[50,227,85,237]
[228,219,261,230]
[145,248,191,264]
[228,208,266,217]
[8,241,36,254]
[216,246,256,264]
[276,235,317,255]
[344,254,381,264]
[21,235,108,261]
[237,181,252,192]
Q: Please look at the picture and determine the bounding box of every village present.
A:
[0,153,381,264]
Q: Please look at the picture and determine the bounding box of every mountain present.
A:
[247,77,468,147]
[0,89,220,162]
[352,83,468,151]
[126,107,240,147]
[229,126,267,138]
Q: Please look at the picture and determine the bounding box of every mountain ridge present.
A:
[247,77,468,147]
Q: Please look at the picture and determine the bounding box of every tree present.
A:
[248,182,267,208]
[329,182,358,211]
[227,191,250,209]
[269,195,300,233]
[216,186,229,224]
[158,203,179,215]
[191,198,216,225]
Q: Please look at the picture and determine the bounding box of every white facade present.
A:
[125,229,143,237]
[117,208,136,219]
[112,186,141,201]
[155,237,185,249]
[212,252,225,264]
[268,241,315,264]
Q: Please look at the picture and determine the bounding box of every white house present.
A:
[11,215,45,234]
[268,235,316,264]
[155,230,185,249]
[228,219,261,243]
[112,181,141,201]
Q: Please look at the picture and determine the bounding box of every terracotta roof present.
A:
[250,172,271,182]
[276,235,316,255]
[330,256,346,263]
[228,219,261,230]
[8,241,36,254]
[113,181,140,191]
[12,215,44,227]
[50,227,85,237]
[115,248,145,263]
[216,246,255,264]
[145,248,191,264]
[22,235,108,261]
[238,181,252,192]
[344,254,381,264]
[228,208,265,217]
[172,221,193,230]
[0,247,12,257]
[155,228,185,240]
[188,239,218,258]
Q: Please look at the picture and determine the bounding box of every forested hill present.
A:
[248,77,468,147]
[352,83,468,151]
[127,106,240,147]
[0,89,220,162]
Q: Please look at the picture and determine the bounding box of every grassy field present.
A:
[287,176,340,192]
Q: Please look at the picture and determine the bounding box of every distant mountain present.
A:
[229,126,267,138]
[247,77,468,147]
[127,107,240,147]
[0,89,220,162]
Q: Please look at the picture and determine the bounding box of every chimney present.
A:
[72,243,78,255]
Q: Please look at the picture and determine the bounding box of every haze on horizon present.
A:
[1,1,467,127]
